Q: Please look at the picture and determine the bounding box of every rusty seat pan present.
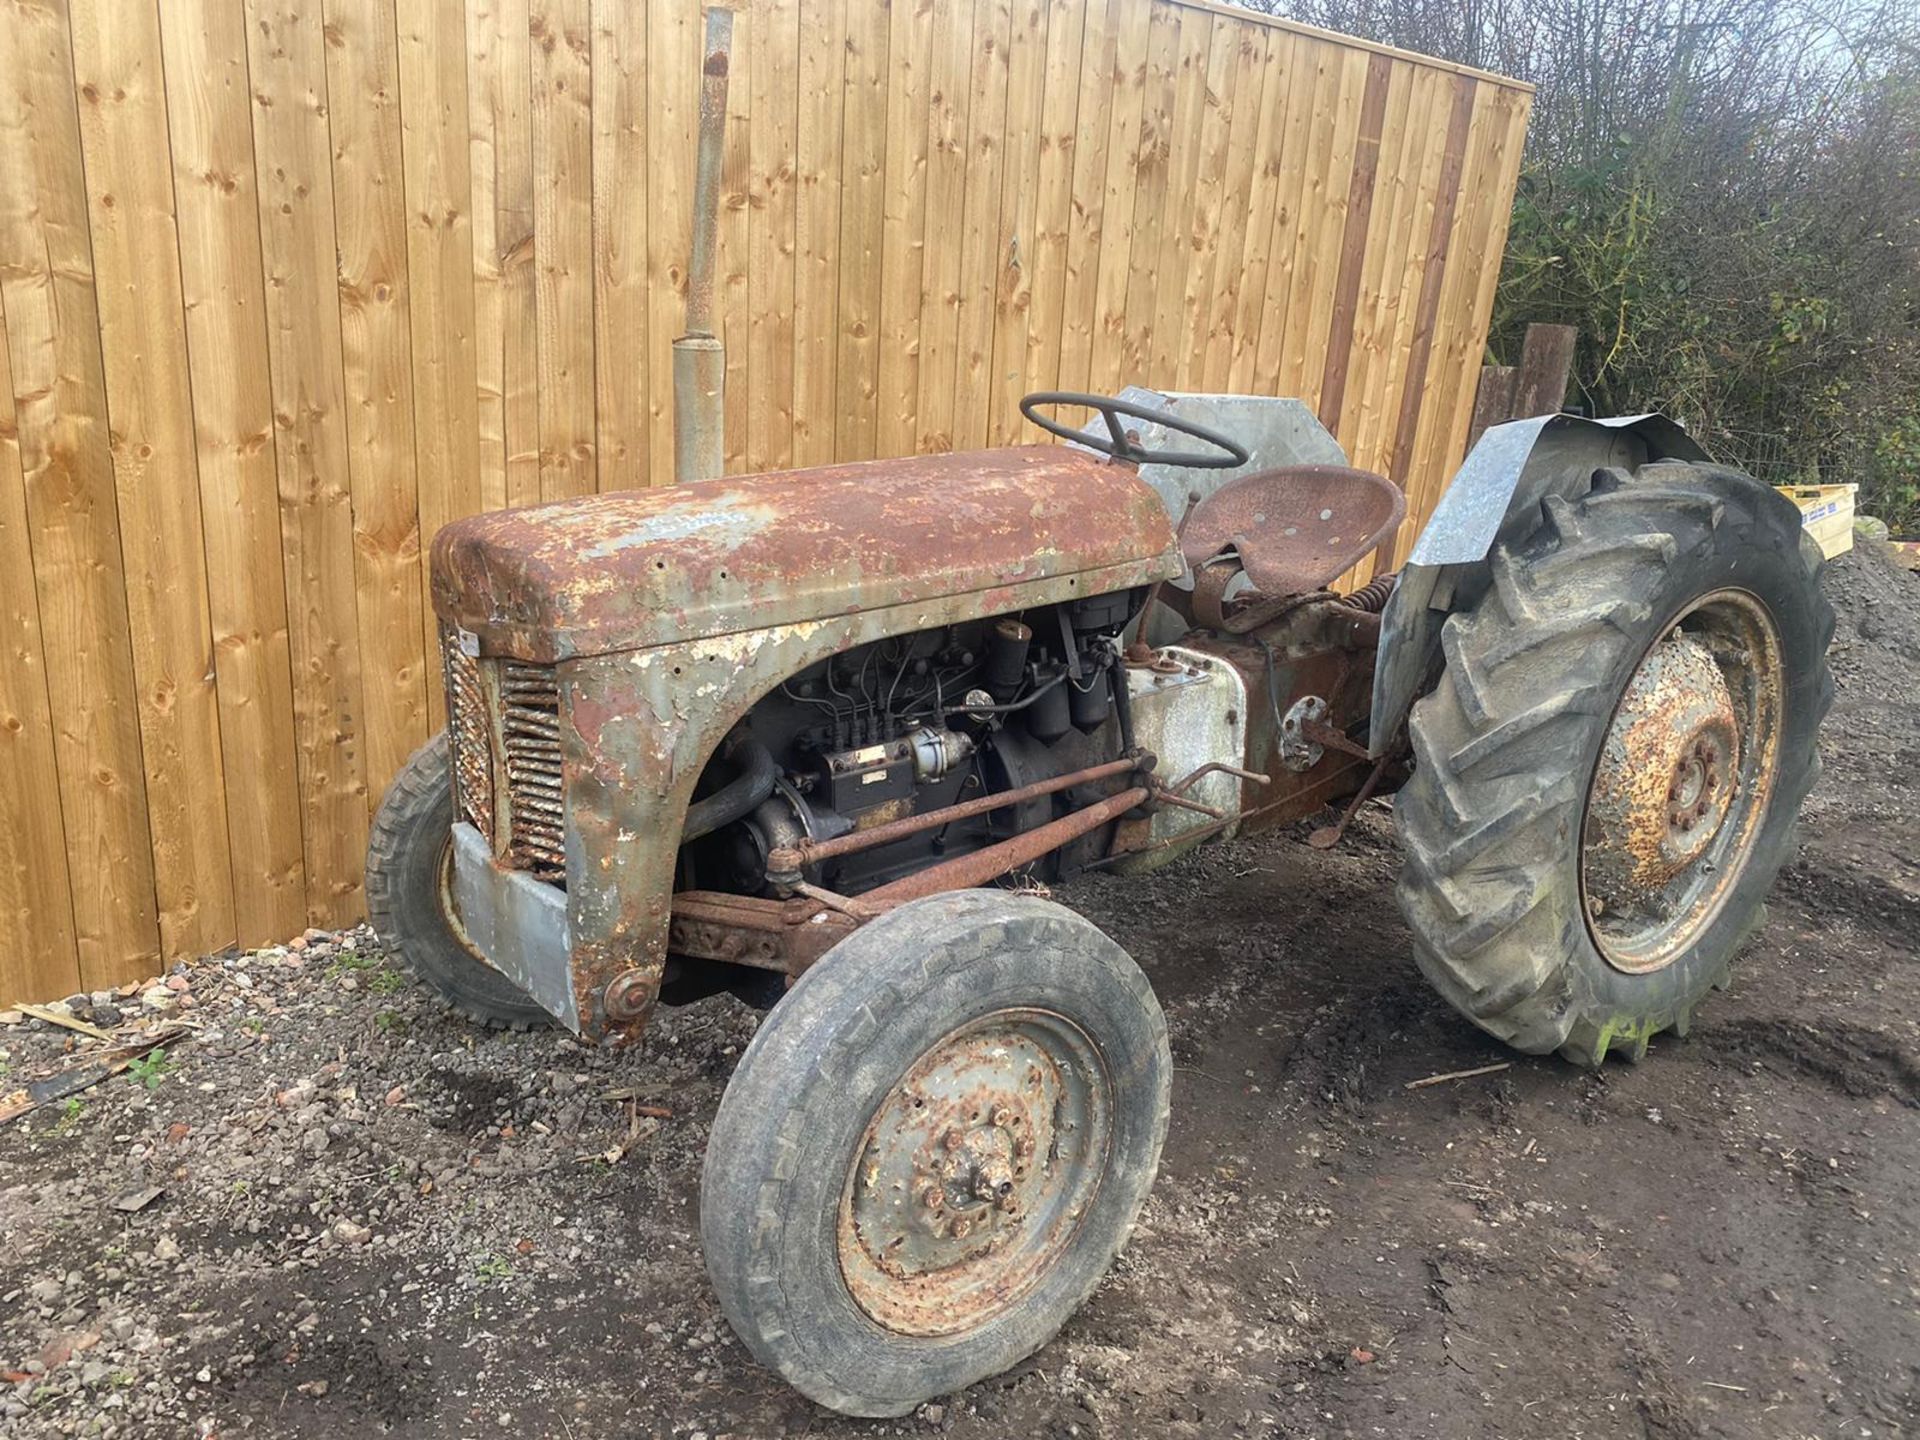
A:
[1179,465,1407,598]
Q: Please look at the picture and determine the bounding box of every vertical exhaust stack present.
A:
[673,7,733,484]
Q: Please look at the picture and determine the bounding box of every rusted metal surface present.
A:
[1340,571,1398,614]
[500,661,565,876]
[766,756,1147,879]
[664,891,857,974]
[1585,633,1739,901]
[432,447,1180,663]
[1307,753,1391,849]
[443,629,493,837]
[1179,466,1406,598]
[857,787,1151,907]
[837,1008,1109,1336]
[1581,592,1785,975]
[554,567,1177,1042]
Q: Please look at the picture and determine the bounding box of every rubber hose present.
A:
[683,734,778,843]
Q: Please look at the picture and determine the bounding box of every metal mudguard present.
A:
[1367,413,1709,755]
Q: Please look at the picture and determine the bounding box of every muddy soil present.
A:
[2,543,1916,1440]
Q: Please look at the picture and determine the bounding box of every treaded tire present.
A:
[1396,461,1834,1066]
[366,734,553,1031]
[700,890,1171,1417]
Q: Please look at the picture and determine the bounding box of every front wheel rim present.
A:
[1581,589,1785,974]
[837,1007,1111,1338]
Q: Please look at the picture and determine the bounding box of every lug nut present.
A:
[944,1130,965,1151]
[923,1186,944,1210]
[992,1107,1014,1127]
[950,1217,972,1239]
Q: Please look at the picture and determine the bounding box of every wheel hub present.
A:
[838,1009,1107,1337]
[1580,591,1785,976]
[1586,632,1740,897]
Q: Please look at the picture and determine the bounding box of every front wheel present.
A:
[366,734,553,1030]
[700,891,1171,1417]
[1397,461,1833,1065]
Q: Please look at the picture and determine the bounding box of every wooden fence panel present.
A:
[0,0,1529,1000]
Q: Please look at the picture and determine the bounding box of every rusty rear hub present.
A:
[1581,591,1785,975]
[837,1008,1109,1337]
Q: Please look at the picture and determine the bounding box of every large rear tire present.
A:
[366,735,553,1031]
[1396,461,1833,1066]
[700,890,1171,1417]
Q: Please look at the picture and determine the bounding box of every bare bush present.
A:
[1244,0,1920,530]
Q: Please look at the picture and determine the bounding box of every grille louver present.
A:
[501,661,566,879]
[444,631,494,837]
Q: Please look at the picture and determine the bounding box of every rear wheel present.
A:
[366,735,553,1030]
[1396,461,1833,1065]
[700,891,1171,1417]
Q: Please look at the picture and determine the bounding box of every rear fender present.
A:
[1367,414,1708,756]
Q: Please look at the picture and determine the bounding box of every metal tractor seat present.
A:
[1179,465,1406,631]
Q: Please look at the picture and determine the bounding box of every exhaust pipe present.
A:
[673,6,732,484]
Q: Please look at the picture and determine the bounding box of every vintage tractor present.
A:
[367,389,1831,1416]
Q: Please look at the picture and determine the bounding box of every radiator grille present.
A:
[501,661,566,879]
[444,631,493,837]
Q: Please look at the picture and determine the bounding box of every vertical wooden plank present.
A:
[914,0,975,453]
[1144,1,1213,386]
[1346,64,1438,476]
[875,0,935,459]
[1199,20,1270,390]
[1382,72,1475,499]
[644,0,697,484]
[469,0,539,510]
[949,0,1011,453]
[1115,0,1180,388]
[1224,27,1290,393]
[1426,86,1529,491]
[528,0,596,498]
[1270,44,1367,410]
[1333,58,1417,463]
[0,0,160,987]
[0,288,81,1001]
[159,0,306,948]
[1314,50,1391,435]
[1081,0,1148,393]
[1391,82,1509,563]
[243,0,372,926]
[324,0,431,808]
[590,0,647,490]
[496,0,541,508]
[833,0,889,461]
[986,0,1053,446]
[69,0,236,959]
[792,0,845,467]
[1166,11,1235,389]
[1249,31,1323,396]
[466,0,509,513]
[1023,0,1089,403]
[400,0,483,736]
[747,0,798,471]
[719,1,753,473]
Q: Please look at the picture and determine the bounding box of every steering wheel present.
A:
[1019,391,1251,469]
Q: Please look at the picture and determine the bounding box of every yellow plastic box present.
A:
[1774,483,1856,559]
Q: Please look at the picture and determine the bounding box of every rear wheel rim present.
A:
[837,1007,1110,1338]
[1581,589,1785,974]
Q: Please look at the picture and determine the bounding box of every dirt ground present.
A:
[3,541,1916,1440]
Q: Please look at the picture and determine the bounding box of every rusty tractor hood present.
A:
[432,446,1180,661]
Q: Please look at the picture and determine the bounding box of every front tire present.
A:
[1396,461,1833,1065]
[366,735,553,1030]
[700,891,1171,1417]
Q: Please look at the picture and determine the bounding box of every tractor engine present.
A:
[683,591,1145,899]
